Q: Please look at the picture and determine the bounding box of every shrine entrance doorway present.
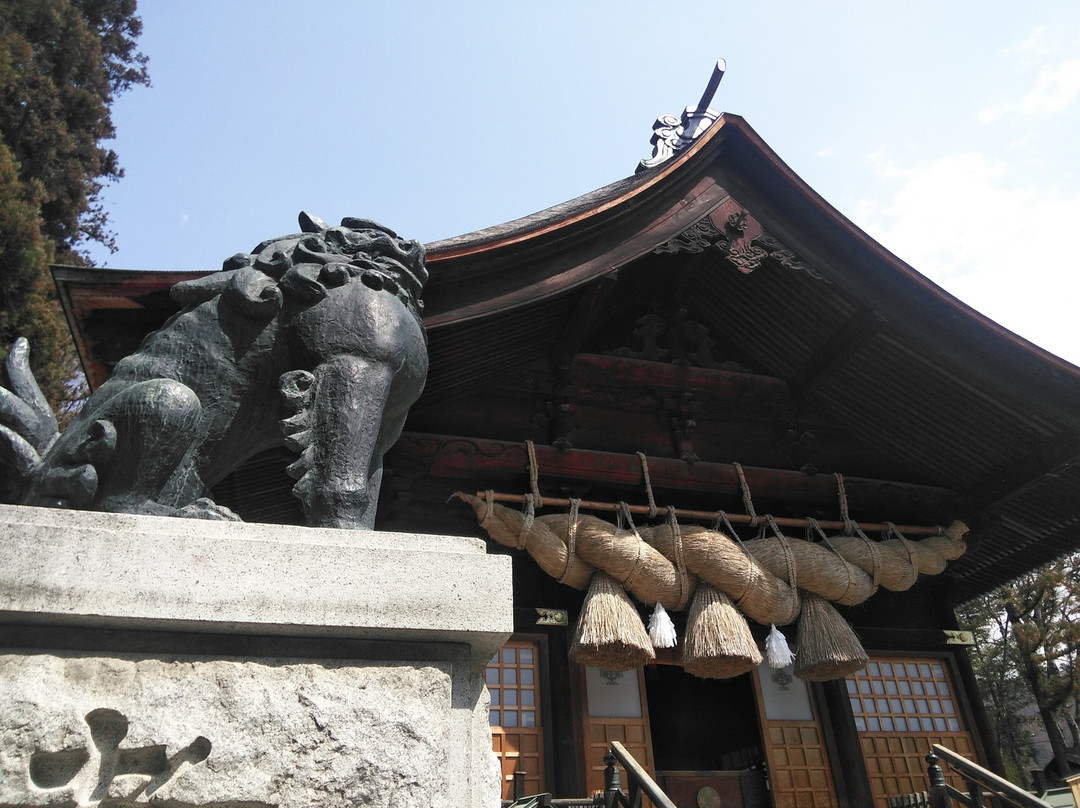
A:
[646,663,770,808]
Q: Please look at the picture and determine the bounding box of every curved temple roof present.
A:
[53,113,1080,603]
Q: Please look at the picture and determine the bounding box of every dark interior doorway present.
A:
[644,664,764,771]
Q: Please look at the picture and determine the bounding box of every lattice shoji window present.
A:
[847,659,962,734]
[487,642,540,729]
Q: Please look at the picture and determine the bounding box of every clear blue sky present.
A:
[87,1,1080,365]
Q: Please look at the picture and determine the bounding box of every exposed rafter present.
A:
[959,432,1080,514]
[789,307,884,409]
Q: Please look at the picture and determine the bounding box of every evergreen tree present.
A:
[0,0,149,410]
[960,554,1080,785]
[961,591,1039,786]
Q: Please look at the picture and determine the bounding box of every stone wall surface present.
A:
[0,504,512,808]
[0,654,452,808]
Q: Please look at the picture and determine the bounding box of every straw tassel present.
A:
[793,591,869,681]
[765,624,795,668]
[682,583,762,679]
[648,602,678,649]
[570,571,655,670]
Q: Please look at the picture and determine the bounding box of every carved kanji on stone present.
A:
[29,708,211,805]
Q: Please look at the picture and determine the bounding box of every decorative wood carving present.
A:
[662,390,701,464]
[755,232,829,282]
[609,308,747,371]
[532,400,578,451]
[534,608,569,626]
[654,198,827,282]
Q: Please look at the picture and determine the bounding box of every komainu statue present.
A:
[0,213,428,529]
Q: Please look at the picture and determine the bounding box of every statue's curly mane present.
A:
[3,212,430,528]
[172,214,429,317]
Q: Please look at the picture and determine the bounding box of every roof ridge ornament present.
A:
[637,58,726,173]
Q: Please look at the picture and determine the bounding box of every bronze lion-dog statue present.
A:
[0,213,428,529]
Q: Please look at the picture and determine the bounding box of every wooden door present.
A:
[488,641,545,799]
[581,666,656,797]
[847,657,978,807]
[754,662,839,808]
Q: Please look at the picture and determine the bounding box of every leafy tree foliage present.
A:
[0,0,149,409]
[960,591,1040,785]
[959,553,1080,785]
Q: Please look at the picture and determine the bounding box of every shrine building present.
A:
[53,67,1080,808]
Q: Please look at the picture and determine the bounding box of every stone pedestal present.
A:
[0,504,513,808]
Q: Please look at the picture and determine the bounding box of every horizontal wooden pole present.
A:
[475,491,943,537]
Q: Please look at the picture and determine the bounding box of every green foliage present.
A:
[959,553,1080,785]
[960,591,1039,785]
[0,0,148,410]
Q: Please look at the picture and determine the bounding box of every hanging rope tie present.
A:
[618,501,648,591]
[559,498,581,584]
[763,515,799,667]
[714,509,739,540]
[836,472,857,536]
[735,462,759,528]
[834,472,890,592]
[667,506,692,609]
[887,521,919,582]
[854,525,882,591]
[646,504,684,649]
[766,516,800,624]
[517,493,535,550]
[637,451,659,519]
[716,510,758,610]
[808,517,855,604]
[480,489,496,529]
[837,470,881,585]
[525,439,544,509]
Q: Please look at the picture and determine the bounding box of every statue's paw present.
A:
[175,497,243,522]
[24,462,99,509]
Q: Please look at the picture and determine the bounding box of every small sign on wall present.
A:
[584,667,643,718]
[756,661,814,721]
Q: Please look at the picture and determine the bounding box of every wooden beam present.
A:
[567,353,791,409]
[958,431,1080,513]
[550,277,618,371]
[391,432,957,517]
[789,306,884,409]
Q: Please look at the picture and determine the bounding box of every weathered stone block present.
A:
[0,504,511,808]
[0,654,455,808]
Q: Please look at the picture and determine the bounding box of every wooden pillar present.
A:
[815,679,875,808]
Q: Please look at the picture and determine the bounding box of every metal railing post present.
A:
[926,751,950,808]
[966,777,985,808]
[604,750,622,808]
[514,771,526,801]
